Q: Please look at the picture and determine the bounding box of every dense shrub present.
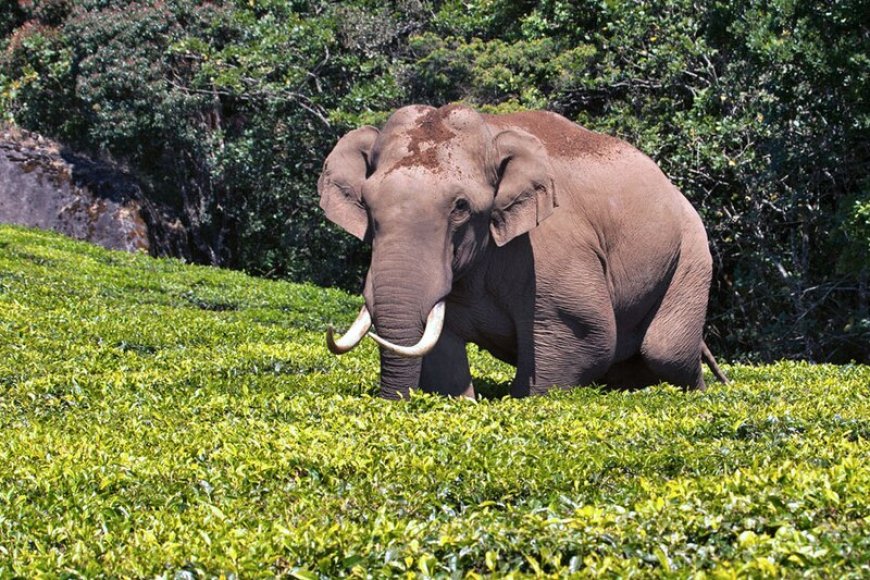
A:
[1,0,867,362]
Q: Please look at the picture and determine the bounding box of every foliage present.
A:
[1,226,869,577]
[0,0,868,362]
[0,1,25,39]
[0,0,385,286]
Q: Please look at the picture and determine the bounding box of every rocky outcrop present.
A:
[0,126,189,257]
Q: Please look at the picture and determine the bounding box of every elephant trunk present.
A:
[366,245,451,399]
[371,294,426,400]
[378,345,424,399]
[368,301,444,357]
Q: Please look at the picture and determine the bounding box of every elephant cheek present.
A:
[452,241,475,274]
[452,219,488,276]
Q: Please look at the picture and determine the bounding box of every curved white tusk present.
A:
[368,301,445,358]
[326,306,372,354]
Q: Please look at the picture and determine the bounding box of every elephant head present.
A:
[319,104,557,398]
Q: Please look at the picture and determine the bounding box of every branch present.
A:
[164,76,331,128]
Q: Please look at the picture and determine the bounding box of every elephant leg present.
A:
[510,253,618,396]
[600,354,658,390]
[420,328,475,398]
[640,254,710,391]
[641,334,705,391]
[511,309,617,397]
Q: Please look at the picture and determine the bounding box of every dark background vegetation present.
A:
[1,0,867,363]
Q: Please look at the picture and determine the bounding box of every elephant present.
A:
[319,104,728,399]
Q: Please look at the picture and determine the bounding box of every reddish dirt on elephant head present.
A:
[386,105,466,175]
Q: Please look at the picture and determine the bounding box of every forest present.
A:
[1,0,868,363]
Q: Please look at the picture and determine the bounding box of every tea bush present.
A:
[1,0,867,363]
[1,226,868,577]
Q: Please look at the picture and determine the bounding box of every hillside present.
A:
[0,226,868,577]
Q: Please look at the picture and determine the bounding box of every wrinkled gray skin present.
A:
[319,104,726,399]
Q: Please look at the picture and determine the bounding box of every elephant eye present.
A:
[453,198,471,214]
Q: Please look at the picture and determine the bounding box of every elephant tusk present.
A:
[326,305,372,354]
[368,301,445,358]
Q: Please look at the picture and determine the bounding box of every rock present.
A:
[0,126,190,258]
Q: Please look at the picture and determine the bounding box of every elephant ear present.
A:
[489,129,558,247]
[318,126,380,241]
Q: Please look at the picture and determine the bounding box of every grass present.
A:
[0,225,868,578]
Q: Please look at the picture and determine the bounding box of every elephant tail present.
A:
[701,340,729,383]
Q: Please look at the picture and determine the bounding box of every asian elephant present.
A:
[319,104,727,399]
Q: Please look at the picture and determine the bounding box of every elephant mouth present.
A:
[326,300,445,358]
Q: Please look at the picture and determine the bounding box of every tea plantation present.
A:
[0,226,867,578]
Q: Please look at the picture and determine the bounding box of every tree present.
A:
[2,0,867,361]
